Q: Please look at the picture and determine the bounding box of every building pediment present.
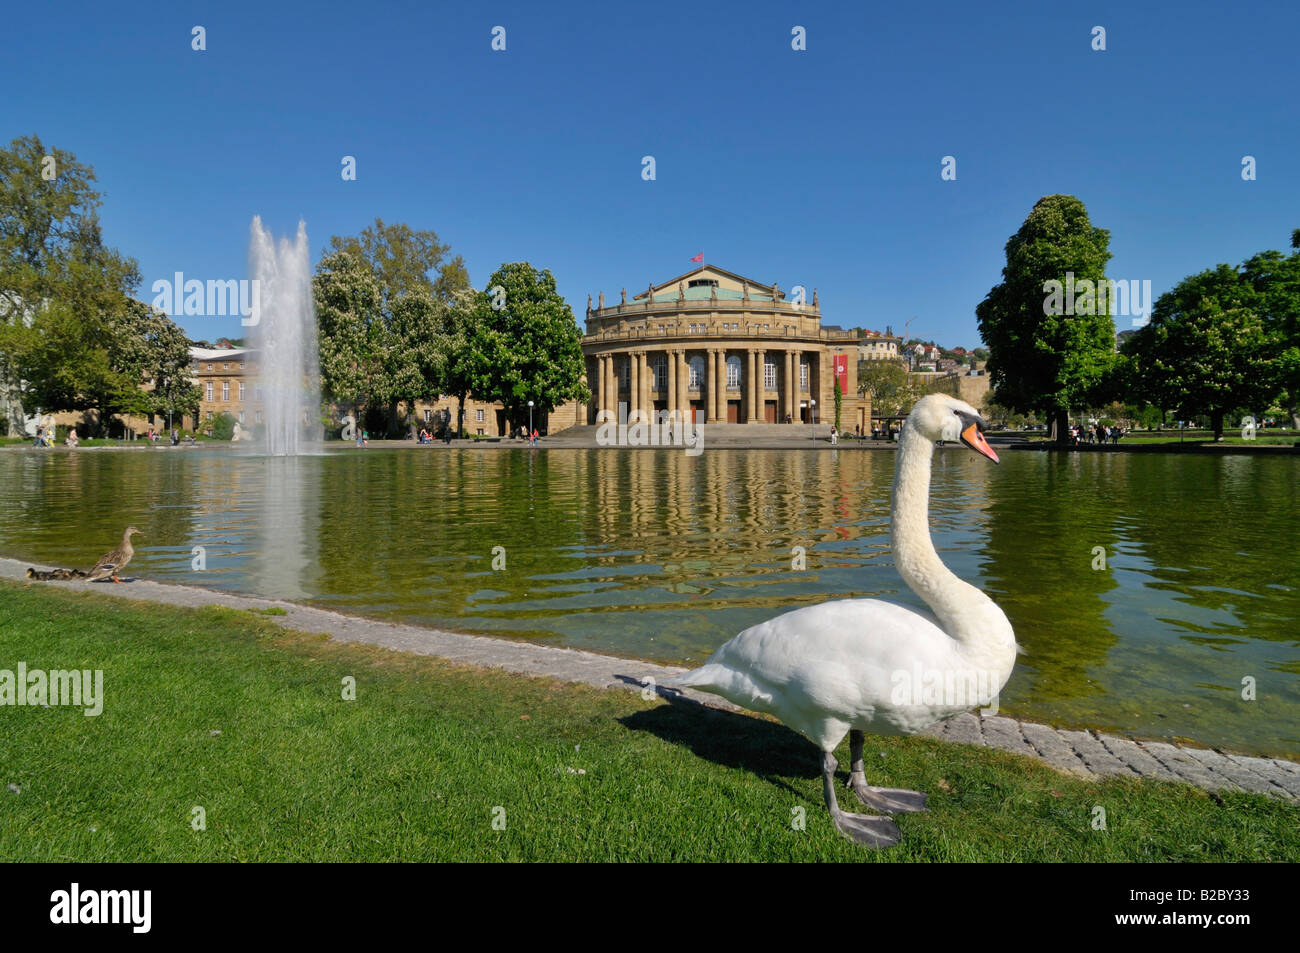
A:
[633,265,782,303]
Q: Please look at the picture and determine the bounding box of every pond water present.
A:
[1,446,1296,758]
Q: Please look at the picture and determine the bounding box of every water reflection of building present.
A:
[583,266,869,431]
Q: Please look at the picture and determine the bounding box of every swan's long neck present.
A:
[890,426,1013,663]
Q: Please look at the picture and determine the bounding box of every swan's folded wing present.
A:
[683,599,953,712]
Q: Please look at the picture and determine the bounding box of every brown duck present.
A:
[86,526,143,583]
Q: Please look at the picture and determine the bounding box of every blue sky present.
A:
[5,0,1298,347]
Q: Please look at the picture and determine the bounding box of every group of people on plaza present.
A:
[415,428,454,445]
[1071,422,1124,446]
[31,424,188,447]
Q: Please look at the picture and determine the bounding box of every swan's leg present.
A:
[821,750,901,848]
[847,730,929,813]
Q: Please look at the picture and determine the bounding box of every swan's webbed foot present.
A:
[847,729,928,813]
[822,750,902,848]
[830,806,902,847]
[847,772,929,813]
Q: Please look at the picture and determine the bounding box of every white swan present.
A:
[671,394,1017,847]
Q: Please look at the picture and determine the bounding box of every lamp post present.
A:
[528,400,534,445]
[810,398,817,445]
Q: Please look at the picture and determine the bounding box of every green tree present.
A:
[833,376,842,430]
[464,263,589,433]
[976,195,1117,442]
[210,411,236,441]
[1240,244,1300,428]
[314,249,384,425]
[857,360,915,417]
[326,218,463,307]
[388,289,451,437]
[0,135,148,433]
[320,219,470,434]
[440,288,486,437]
[1124,264,1277,439]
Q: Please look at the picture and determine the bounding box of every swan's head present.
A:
[906,394,999,463]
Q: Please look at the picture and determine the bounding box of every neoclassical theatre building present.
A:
[583,266,868,430]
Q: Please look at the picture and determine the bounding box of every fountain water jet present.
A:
[249,217,320,456]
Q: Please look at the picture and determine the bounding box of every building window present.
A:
[207,363,213,370]
[238,382,245,401]
[424,409,431,422]
[222,382,230,401]
[689,323,697,334]
[726,354,741,387]
[476,428,484,436]
[800,362,809,391]
[688,355,705,389]
[476,409,484,422]
[619,358,630,388]
[256,387,263,401]
[238,410,245,424]
[206,411,213,420]
[223,363,229,370]
[256,411,264,424]
[205,382,213,401]
[764,362,776,390]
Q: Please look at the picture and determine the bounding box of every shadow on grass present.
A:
[617,689,820,798]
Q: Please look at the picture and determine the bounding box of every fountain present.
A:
[249,217,320,455]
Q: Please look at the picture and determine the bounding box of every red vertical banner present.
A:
[834,354,848,394]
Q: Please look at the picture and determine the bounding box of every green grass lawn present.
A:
[1,580,1296,861]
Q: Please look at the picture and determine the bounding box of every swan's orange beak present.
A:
[961,423,999,463]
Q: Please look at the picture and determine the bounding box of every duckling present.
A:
[26,567,91,581]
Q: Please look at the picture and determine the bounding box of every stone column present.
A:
[705,350,716,424]
[608,355,618,419]
[757,349,766,422]
[646,352,653,419]
[707,350,717,423]
[745,350,757,423]
[679,351,691,423]
[717,349,728,423]
[630,352,640,420]
[596,356,606,421]
[784,351,794,422]
[793,349,803,422]
[718,349,729,423]
[670,348,681,416]
[717,349,727,424]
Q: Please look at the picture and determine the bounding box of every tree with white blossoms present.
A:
[313,249,384,429]
[315,218,470,435]
[388,289,451,437]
